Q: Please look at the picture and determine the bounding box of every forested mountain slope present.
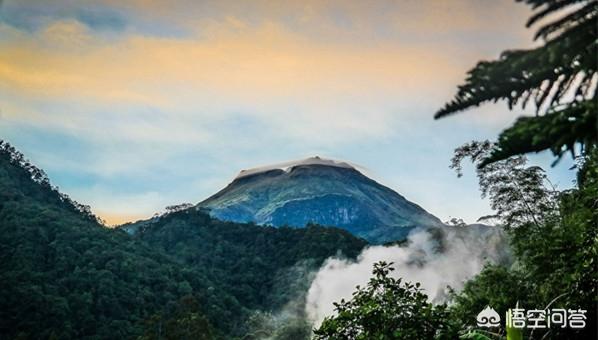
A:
[0,141,232,339]
[124,210,367,312]
[0,141,367,339]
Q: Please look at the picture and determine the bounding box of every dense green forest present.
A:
[126,207,367,339]
[0,140,367,339]
[126,210,366,313]
[0,141,220,339]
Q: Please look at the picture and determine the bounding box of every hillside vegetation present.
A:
[0,141,367,339]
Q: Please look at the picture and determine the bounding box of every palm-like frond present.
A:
[435,19,595,118]
[436,0,597,165]
[482,100,597,166]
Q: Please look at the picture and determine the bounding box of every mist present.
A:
[305,225,510,327]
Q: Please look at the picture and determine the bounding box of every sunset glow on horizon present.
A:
[0,0,576,225]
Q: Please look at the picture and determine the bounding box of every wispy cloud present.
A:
[1,0,569,225]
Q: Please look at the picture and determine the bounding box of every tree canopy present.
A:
[313,262,459,340]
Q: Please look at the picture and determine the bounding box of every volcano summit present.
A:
[198,157,444,243]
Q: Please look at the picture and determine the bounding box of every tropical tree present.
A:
[313,262,459,340]
[435,0,597,165]
[439,1,597,338]
[450,140,559,227]
[448,144,597,339]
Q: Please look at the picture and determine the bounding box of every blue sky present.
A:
[0,0,577,224]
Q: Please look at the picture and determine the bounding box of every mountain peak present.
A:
[201,157,444,243]
[235,156,358,179]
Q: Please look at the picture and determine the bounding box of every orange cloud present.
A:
[0,0,534,145]
[0,18,464,105]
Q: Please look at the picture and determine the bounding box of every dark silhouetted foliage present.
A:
[436,0,597,165]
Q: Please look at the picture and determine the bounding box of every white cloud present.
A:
[305,226,509,327]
